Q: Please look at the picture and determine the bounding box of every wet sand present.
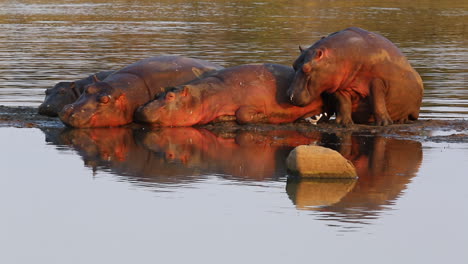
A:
[1,105,467,143]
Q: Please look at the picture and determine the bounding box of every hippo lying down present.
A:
[287,27,424,126]
[135,64,326,126]
[38,70,114,117]
[58,56,223,128]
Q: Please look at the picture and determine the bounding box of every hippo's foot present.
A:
[236,107,267,124]
[335,114,354,127]
[374,113,393,126]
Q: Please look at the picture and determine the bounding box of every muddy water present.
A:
[1,1,468,263]
[0,0,467,118]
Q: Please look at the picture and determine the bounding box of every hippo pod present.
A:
[287,27,424,126]
[135,63,326,127]
[38,70,114,117]
[58,56,223,128]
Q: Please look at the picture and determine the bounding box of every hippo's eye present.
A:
[302,64,312,73]
[58,89,66,95]
[99,95,110,104]
[165,92,176,102]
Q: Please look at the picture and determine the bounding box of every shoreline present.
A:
[1,105,467,143]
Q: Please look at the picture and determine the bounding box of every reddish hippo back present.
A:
[59,56,223,128]
[135,64,325,126]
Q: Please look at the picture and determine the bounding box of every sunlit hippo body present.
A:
[287,27,424,126]
[38,70,114,117]
[135,64,324,126]
[59,56,223,128]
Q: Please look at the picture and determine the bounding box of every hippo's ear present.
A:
[181,86,189,97]
[192,67,205,79]
[299,46,304,53]
[92,74,101,83]
[315,49,325,61]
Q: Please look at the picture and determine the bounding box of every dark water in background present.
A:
[0,0,467,118]
[0,1,467,263]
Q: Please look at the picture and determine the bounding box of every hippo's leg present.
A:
[394,117,409,124]
[334,91,354,126]
[370,79,393,126]
[236,107,267,124]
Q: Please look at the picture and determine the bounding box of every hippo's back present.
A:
[324,28,423,122]
[118,55,222,79]
[114,55,224,95]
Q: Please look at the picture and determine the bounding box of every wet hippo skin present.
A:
[135,64,325,126]
[287,27,424,126]
[38,70,114,117]
[59,56,223,128]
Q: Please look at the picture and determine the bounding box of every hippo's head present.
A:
[135,86,201,127]
[59,82,130,128]
[287,44,334,106]
[38,82,80,117]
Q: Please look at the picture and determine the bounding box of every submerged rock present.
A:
[286,145,357,178]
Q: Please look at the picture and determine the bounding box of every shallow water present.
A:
[1,1,468,263]
[0,0,467,118]
[1,126,468,263]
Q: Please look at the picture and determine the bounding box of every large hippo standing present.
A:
[134,64,325,126]
[59,56,223,128]
[287,27,424,126]
[38,70,114,117]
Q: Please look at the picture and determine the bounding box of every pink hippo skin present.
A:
[59,56,223,128]
[287,27,424,126]
[135,64,324,126]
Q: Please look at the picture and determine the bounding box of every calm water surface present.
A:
[1,1,467,263]
[1,127,468,263]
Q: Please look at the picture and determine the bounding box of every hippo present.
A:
[135,64,325,126]
[38,70,114,117]
[59,56,223,128]
[287,27,424,126]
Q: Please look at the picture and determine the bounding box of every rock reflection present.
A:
[287,133,423,227]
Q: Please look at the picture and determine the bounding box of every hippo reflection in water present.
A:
[41,127,422,224]
[48,127,321,182]
[286,133,422,225]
